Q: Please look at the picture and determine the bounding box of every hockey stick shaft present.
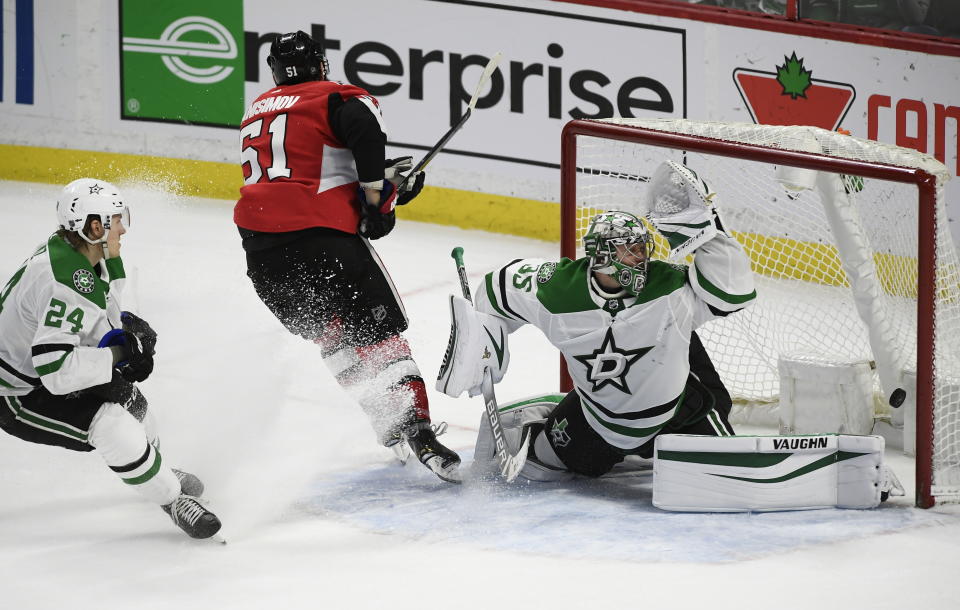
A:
[449,247,528,482]
[451,246,473,305]
[399,53,503,192]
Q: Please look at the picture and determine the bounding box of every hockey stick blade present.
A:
[466,51,503,113]
[398,52,503,192]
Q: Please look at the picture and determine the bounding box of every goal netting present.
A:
[561,118,960,507]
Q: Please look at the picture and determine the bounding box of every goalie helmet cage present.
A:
[559,118,960,508]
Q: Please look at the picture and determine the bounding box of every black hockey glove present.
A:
[101,329,154,383]
[121,311,157,355]
[118,331,154,383]
[397,170,425,206]
[358,182,397,240]
[359,205,396,240]
[384,156,425,206]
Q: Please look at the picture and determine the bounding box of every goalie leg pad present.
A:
[436,295,511,398]
[652,433,894,512]
[519,424,572,482]
[472,394,570,481]
[472,394,560,463]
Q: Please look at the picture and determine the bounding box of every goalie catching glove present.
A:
[436,295,511,398]
[646,160,730,260]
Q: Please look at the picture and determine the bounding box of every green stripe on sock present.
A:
[123,449,162,486]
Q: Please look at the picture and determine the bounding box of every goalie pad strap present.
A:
[652,434,888,512]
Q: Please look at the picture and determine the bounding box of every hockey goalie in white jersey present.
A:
[439,160,903,511]
[0,179,221,538]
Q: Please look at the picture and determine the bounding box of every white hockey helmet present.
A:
[56,178,130,245]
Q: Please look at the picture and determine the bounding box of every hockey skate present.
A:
[172,469,204,497]
[162,494,222,539]
[404,421,462,484]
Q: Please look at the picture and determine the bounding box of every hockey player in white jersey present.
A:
[440,160,903,510]
[0,179,221,539]
[439,160,756,480]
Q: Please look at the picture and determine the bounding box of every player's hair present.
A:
[56,214,101,249]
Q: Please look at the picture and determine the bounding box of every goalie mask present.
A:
[583,211,653,296]
[267,31,329,86]
[56,178,130,245]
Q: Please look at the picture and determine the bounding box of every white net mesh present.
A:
[569,118,960,503]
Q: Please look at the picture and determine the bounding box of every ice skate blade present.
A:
[424,456,462,484]
[391,442,412,465]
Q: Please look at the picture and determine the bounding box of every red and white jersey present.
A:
[234,80,382,234]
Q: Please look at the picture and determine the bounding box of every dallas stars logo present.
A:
[72,269,96,294]
[87,184,104,194]
[573,327,652,394]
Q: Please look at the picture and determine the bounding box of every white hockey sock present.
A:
[142,408,160,449]
[88,402,179,506]
[324,336,430,443]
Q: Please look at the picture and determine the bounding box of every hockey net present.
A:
[560,118,960,507]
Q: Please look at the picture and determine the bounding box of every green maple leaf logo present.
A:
[776,52,812,100]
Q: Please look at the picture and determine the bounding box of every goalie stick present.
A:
[397,53,503,196]
[450,246,530,482]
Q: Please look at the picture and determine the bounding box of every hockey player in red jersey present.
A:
[236,31,460,483]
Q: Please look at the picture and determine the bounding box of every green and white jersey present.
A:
[475,233,756,451]
[0,235,126,396]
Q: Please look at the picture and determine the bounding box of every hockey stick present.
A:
[450,246,529,482]
[397,53,503,195]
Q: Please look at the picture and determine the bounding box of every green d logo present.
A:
[120,1,244,127]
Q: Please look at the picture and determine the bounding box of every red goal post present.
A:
[559,118,958,508]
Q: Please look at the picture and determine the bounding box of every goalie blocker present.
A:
[436,294,511,398]
[653,433,904,511]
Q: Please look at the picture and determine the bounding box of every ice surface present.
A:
[0,180,958,610]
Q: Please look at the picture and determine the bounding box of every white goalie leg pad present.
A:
[473,394,570,481]
[88,402,180,506]
[436,295,510,398]
[652,434,895,512]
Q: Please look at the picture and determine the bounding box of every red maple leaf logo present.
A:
[733,53,855,131]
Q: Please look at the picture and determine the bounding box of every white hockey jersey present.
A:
[474,233,756,451]
[0,235,125,396]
